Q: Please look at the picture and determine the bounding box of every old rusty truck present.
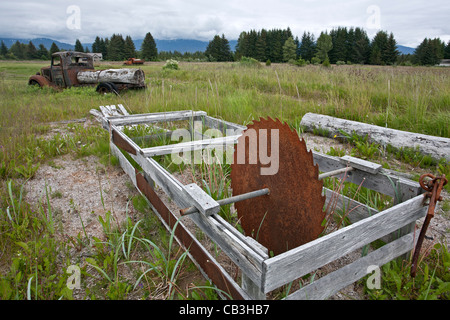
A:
[123,58,145,65]
[28,51,145,94]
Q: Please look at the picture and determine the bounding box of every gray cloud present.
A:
[0,0,448,47]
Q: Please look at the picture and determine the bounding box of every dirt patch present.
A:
[24,154,140,241]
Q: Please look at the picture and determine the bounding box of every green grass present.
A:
[0,60,449,300]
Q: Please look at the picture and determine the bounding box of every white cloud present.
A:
[0,0,448,47]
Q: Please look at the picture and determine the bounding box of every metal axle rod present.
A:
[180,188,270,216]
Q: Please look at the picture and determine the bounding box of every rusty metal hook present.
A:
[410,173,447,277]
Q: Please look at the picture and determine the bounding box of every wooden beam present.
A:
[261,194,426,293]
[285,232,416,300]
[107,110,207,126]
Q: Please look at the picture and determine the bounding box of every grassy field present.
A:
[0,59,449,300]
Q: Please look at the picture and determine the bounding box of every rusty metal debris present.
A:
[410,173,447,277]
[230,117,326,256]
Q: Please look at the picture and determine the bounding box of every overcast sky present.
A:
[0,0,449,47]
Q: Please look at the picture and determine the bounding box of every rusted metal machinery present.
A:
[29,51,145,94]
[123,58,145,65]
[92,106,441,300]
[410,173,447,277]
[231,118,326,256]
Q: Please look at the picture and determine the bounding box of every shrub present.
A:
[163,59,179,70]
[239,56,261,68]
[336,60,346,65]
[265,59,271,66]
[311,57,321,65]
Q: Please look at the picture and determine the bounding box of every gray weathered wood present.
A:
[261,194,427,293]
[312,151,423,202]
[182,183,220,216]
[301,112,450,161]
[140,134,241,157]
[107,110,207,126]
[109,139,251,300]
[339,155,382,174]
[285,232,415,300]
[202,115,247,133]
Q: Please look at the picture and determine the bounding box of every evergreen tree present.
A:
[9,41,26,59]
[254,29,267,61]
[0,41,8,57]
[26,41,38,59]
[205,34,233,61]
[49,42,60,56]
[124,35,136,58]
[282,36,297,62]
[329,27,348,63]
[37,44,49,60]
[299,31,316,62]
[370,31,388,65]
[414,37,445,65]
[384,32,399,65]
[352,27,371,64]
[92,36,101,53]
[107,34,125,60]
[141,32,158,61]
[75,39,84,52]
[316,32,333,62]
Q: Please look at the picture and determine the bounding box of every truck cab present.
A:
[29,51,95,88]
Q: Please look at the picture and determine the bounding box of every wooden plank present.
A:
[339,155,382,174]
[117,104,129,116]
[285,232,415,300]
[312,151,423,201]
[202,115,247,133]
[261,194,427,293]
[140,134,241,157]
[110,141,249,299]
[124,148,266,285]
[182,183,220,216]
[107,110,207,126]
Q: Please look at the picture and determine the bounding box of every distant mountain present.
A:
[397,45,416,55]
[0,36,411,55]
[0,37,238,53]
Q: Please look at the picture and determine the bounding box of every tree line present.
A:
[1,28,449,66]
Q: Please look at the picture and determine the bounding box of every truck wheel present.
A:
[96,82,119,95]
[29,79,41,87]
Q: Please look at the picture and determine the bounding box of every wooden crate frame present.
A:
[93,106,427,300]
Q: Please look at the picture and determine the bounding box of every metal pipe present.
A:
[318,167,354,180]
[180,188,270,216]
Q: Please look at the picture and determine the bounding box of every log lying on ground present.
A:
[300,113,450,161]
[77,68,145,85]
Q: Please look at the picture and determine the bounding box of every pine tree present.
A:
[205,34,233,62]
[352,27,370,64]
[124,35,136,58]
[384,33,399,65]
[299,32,316,62]
[254,29,267,61]
[0,41,8,57]
[141,32,157,61]
[37,44,49,60]
[107,34,125,60]
[75,39,84,52]
[49,42,60,56]
[370,31,388,65]
[283,36,297,62]
[10,41,26,59]
[329,27,348,63]
[27,41,38,59]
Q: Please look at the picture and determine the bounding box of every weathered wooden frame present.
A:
[93,105,427,300]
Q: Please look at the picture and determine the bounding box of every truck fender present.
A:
[28,74,51,87]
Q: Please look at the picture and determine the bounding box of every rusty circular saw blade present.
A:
[230,117,325,256]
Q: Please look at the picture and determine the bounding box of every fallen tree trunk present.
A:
[77,68,145,85]
[300,113,450,161]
